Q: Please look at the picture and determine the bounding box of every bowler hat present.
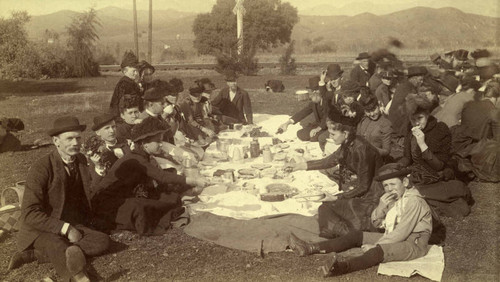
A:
[189,86,204,97]
[430,53,441,63]
[454,49,469,61]
[169,78,184,94]
[131,116,169,142]
[339,80,361,96]
[120,51,139,69]
[306,76,321,91]
[407,66,427,78]
[356,52,371,60]
[48,116,86,137]
[225,71,238,82]
[438,74,459,93]
[92,113,115,131]
[325,64,344,80]
[143,87,166,102]
[374,163,411,182]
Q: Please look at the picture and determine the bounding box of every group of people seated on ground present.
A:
[6,47,499,280]
[280,48,499,276]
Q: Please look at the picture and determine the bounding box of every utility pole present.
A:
[133,0,139,57]
[233,0,245,55]
[148,0,153,62]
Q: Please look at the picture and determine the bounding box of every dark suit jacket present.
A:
[17,150,92,251]
[350,65,371,87]
[291,98,331,130]
[211,87,253,124]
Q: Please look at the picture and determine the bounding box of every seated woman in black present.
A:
[399,94,471,217]
[284,122,383,238]
[91,118,207,235]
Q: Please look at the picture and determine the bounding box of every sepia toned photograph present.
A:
[0,0,498,281]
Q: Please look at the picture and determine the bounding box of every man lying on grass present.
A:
[288,163,432,277]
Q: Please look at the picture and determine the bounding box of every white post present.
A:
[233,0,246,55]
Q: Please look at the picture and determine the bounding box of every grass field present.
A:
[0,71,499,281]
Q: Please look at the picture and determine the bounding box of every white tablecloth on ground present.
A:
[187,114,340,220]
[377,245,445,281]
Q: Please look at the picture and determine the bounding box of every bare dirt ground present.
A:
[0,71,499,281]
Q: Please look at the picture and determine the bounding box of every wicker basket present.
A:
[0,181,25,232]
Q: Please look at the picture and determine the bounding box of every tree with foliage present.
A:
[66,8,101,77]
[0,11,36,79]
[193,0,298,75]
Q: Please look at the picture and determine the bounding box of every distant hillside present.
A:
[25,6,498,54]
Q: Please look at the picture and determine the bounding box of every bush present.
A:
[215,48,259,76]
[96,52,117,65]
[279,40,297,75]
[160,47,187,62]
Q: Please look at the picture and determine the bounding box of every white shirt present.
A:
[229,90,236,102]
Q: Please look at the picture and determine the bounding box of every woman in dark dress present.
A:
[91,118,207,235]
[285,122,384,238]
[399,94,472,217]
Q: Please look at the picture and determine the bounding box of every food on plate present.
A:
[238,168,259,179]
[251,163,272,170]
[260,193,286,202]
[274,152,286,161]
[241,128,271,138]
[202,184,228,196]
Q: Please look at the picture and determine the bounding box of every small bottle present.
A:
[263,146,273,163]
[250,138,260,158]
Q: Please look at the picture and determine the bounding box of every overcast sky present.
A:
[0,0,498,17]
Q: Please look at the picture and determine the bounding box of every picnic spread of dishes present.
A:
[186,123,342,220]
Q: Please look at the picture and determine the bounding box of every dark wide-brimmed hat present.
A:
[407,66,428,78]
[48,116,86,137]
[360,95,379,111]
[143,87,166,102]
[374,163,411,182]
[380,71,396,79]
[131,117,169,143]
[137,60,155,74]
[438,74,460,93]
[196,78,216,91]
[306,76,321,91]
[454,49,469,61]
[189,86,204,97]
[120,51,139,69]
[356,52,371,60]
[471,49,491,60]
[92,113,115,131]
[325,64,344,80]
[339,80,361,97]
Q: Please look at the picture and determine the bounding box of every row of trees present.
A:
[0,9,101,80]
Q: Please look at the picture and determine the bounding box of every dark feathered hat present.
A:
[131,116,169,142]
[120,51,139,69]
